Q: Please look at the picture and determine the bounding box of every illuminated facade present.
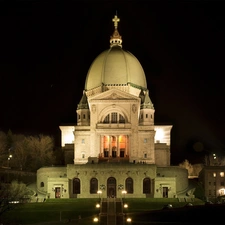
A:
[37,15,191,199]
[60,15,172,166]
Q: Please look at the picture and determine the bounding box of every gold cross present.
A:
[112,15,120,29]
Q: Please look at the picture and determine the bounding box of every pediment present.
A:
[88,89,139,101]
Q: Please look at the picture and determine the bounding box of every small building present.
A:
[199,166,225,202]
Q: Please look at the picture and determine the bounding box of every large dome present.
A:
[85,46,147,91]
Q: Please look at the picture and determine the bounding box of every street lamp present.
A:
[8,154,12,168]
[122,190,127,202]
[97,190,102,201]
[126,217,132,223]
[124,203,128,224]
[93,217,99,223]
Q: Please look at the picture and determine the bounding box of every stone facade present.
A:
[37,164,188,199]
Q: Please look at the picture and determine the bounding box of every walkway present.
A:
[99,198,124,225]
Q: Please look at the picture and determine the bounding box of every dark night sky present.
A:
[0,0,225,165]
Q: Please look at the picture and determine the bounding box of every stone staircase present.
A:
[99,198,124,225]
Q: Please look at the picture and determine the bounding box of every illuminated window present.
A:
[220,172,224,177]
[220,189,225,195]
[213,172,216,177]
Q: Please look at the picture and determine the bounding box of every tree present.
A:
[0,131,56,171]
[0,180,30,216]
[179,159,193,176]
[26,134,55,171]
[0,131,8,167]
[13,136,30,170]
[179,159,203,176]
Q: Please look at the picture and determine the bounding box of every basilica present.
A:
[37,15,190,199]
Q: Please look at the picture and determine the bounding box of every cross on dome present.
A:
[110,15,122,48]
[112,15,120,29]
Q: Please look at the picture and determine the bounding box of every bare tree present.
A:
[26,134,55,171]
[13,136,30,170]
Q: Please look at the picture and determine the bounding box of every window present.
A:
[111,113,117,123]
[221,182,224,186]
[220,172,224,177]
[73,178,80,194]
[82,139,85,144]
[213,172,216,177]
[119,114,125,123]
[209,182,211,186]
[83,114,85,119]
[82,153,85,158]
[144,138,147,143]
[125,177,133,194]
[103,114,110,123]
[40,182,44,187]
[146,114,148,118]
[209,190,211,196]
[103,113,125,123]
[144,153,147,158]
[143,178,151,194]
[90,178,98,194]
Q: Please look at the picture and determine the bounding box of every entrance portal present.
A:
[107,177,116,198]
[55,187,61,198]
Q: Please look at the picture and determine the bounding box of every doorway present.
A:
[107,177,116,198]
[163,187,168,198]
[55,187,61,198]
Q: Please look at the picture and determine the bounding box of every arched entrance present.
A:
[107,177,116,198]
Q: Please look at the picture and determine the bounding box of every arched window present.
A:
[103,112,125,124]
[143,178,151,194]
[90,178,98,194]
[40,182,44,187]
[125,177,133,194]
[73,178,80,194]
